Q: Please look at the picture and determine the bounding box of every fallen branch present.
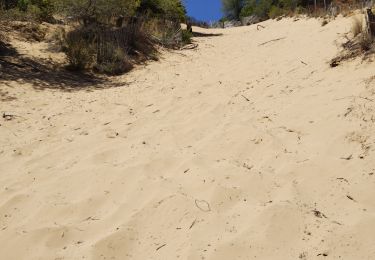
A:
[2,112,15,121]
[180,43,198,50]
[313,209,328,219]
[258,37,286,46]
[340,154,353,160]
[241,95,250,102]
[189,219,197,229]
[156,244,166,251]
[346,195,356,202]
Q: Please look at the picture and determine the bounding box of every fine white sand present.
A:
[1,16,375,260]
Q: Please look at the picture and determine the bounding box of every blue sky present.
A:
[184,0,223,22]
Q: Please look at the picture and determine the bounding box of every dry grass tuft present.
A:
[330,14,375,67]
[359,33,373,51]
[352,16,363,37]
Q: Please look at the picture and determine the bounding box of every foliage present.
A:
[181,29,192,44]
[240,0,255,18]
[253,0,272,18]
[138,0,186,20]
[94,43,133,75]
[278,0,299,10]
[1,0,189,75]
[64,28,96,70]
[268,6,284,19]
[0,0,54,21]
[56,0,140,24]
[222,0,244,20]
[224,0,331,20]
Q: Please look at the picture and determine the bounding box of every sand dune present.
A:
[1,16,375,260]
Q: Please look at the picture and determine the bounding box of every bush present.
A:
[58,0,141,25]
[0,0,18,9]
[64,29,96,70]
[94,44,133,75]
[254,0,272,18]
[359,33,373,52]
[222,0,244,20]
[268,5,284,19]
[138,0,186,20]
[18,0,28,11]
[240,1,255,18]
[278,0,299,10]
[181,29,192,44]
[63,20,157,73]
[0,0,55,22]
[142,17,182,47]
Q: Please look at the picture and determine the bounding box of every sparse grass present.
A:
[331,17,374,67]
[181,29,193,44]
[62,20,158,74]
[94,43,133,75]
[268,6,284,19]
[352,16,363,37]
[359,33,373,52]
[64,29,96,71]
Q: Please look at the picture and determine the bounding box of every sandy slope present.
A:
[1,16,375,260]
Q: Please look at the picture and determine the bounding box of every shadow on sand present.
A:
[0,43,122,92]
[192,31,223,38]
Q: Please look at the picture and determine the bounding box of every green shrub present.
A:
[17,0,29,11]
[0,7,29,20]
[95,44,133,75]
[58,0,141,25]
[240,0,256,18]
[221,0,244,20]
[359,33,373,52]
[278,0,299,10]
[138,0,186,21]
[181,29,192,44]
[0,0,54,22]
[65,30,96,70]
[268,5,284,19]
[294,6,306,14]
[32,0,54,22]
[254,0,272,18]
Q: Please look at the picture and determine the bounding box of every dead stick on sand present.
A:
[189,219,197,229]
[258,37,286,46]
[180,44,198,50]
[156,244,166,251]
[241,95,250,102]
[335,96,374,102]
[257,24,265,30]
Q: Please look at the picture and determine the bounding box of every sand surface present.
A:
[1,16,375,260]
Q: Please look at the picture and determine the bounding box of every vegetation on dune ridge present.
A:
[0,0,192,75]
[221,0,363,21]
[331,14,375,67]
